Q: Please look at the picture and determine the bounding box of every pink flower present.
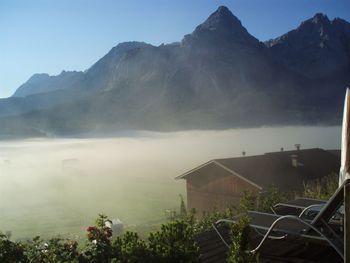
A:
[87,226,96,232]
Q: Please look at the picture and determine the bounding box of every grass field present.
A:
[0,136,187,240]
[0,127,341,241]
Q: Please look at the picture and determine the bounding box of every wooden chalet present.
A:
[176,148,340,214]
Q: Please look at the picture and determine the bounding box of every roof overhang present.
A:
[175,160,214,179]
[175,160,262,191]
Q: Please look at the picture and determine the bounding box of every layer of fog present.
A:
[0,126,341,240]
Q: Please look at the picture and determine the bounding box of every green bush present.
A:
[111,232,149,263]
[80,214,113,263]
[303,173,338,200]
[194,208,235,234]
[226,216,259,263]
[0,232,26,263]
[239,184,290,213]
[257,184,290,212]
[25,236,79,263]
[148,219,200,263]
[239,191,258,212]
[1,182,297,263]
[0,214,202,263]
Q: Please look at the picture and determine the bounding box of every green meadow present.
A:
[0,136,188,240]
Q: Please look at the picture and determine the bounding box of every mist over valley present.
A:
[0,4,349,261]
[0,127,341,240]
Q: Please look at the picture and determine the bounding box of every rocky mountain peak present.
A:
[216,5,230,13]
[266,13,336,48]
[332,17,350,36]
[265,12,350,79]
[201,5,242,30]
[295,13,332,39]
[181,6,259,48]
[104,41,151,61]
[28,73,50,82]
[86,41,151,76]
[311,13,330,25]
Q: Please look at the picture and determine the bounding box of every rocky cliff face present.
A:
[266,13,350,79]
[0,6,349,137]
[13,71,84,97]
[182,6,261,48]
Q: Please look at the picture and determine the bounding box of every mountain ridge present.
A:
[181,5,261,48]
[0,6,349,138]
[265,13,350,78]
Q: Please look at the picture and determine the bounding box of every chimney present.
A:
[291,154,299,167]
[242,150,246,156]
[280,147,284,152]
[295,144,301,151]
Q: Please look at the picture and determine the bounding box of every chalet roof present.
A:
[327,149,341,158]
[177,148,340,191]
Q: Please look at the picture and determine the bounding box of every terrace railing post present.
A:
[345,181,350,263]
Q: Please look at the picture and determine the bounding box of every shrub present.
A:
[148,219,200,263]
[179,194,187,218]
[25,236,79,263]
[0,232,26,263]
[111,231,149,263]
[194,208,235,234]
[303,173,338,200]
[74,214,200,263]
[226,216,259,263]
[239,191,258,212]
[257,184,290,212]
[239,184,290,213]
[0,200,268,263]
[80,214,113,263]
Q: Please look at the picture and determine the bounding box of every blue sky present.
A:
[1,0,349,98]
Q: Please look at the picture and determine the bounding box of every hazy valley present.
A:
[0,4,349,261]
[0,126,341,240]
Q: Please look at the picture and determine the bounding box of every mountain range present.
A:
[1,6,350,138]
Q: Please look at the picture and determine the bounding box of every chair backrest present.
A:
[311,179,349,227]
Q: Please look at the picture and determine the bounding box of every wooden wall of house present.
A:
[185,163,259,215]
